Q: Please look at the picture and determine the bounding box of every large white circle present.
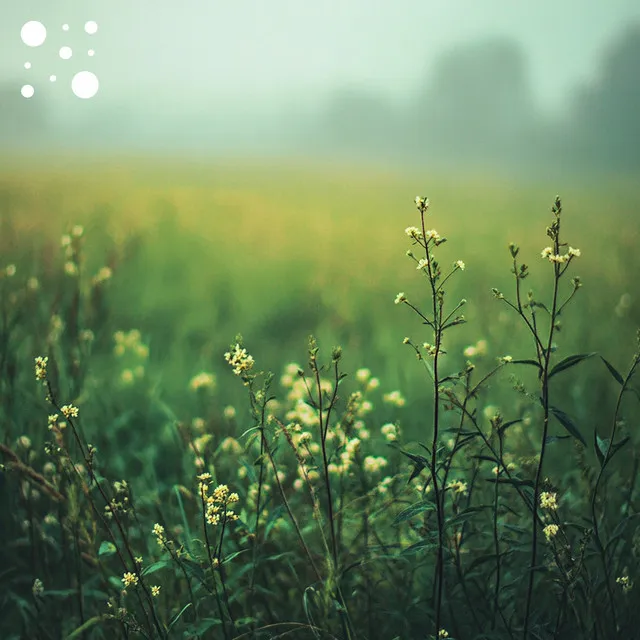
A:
[59,46,73,60]
[21,21,47,47]
[24,62,31,69]
[72,71,99,99]
[50,75,57,82]
[21,85,35,98]
[85,21,98,35]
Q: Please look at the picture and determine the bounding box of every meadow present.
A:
[1,155,639,639]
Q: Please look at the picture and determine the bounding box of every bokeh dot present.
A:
[21,21,47,47]
[21,84,35,98]
[71,71,99,99]
[59,46,73,60]
[24,62,31,69]
[85,21,98,35]
[88,49,95,57]
[62,24,69,32]
[50,75,57,82]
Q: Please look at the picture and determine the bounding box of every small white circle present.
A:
[59,46,73,60]
[88,49,95,57]
[21,21,47,47]
[50,75,57,82]
[24,62,31,69]
[21,84,35,98]
[84,21,98,35]
[62,24,69,32]
[72,71,99,99]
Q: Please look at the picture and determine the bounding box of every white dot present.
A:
[21,84,35,98]
[21,21,47,47]
[50,75,57,82]
[88,49,95,57]
[72,71,99,99]
[24,62,31,69]
[59,46,73,60]
[62,24,69,32]
[84,21,98,35]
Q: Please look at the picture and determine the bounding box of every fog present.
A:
[1,0,640,174]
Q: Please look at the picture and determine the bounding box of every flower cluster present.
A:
[543,524,559,541]
[541,246,581,263]
[198,476,240,526]
[35,356,48,381]
[189,372,216,391]
[224,343,255,376]
[540,491,558,510]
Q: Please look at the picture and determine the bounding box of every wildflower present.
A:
[377,476,393,495]
[135,556,143,565]
[499,355,513,364]
[61,234,72,248]
[541,247,553,259]
[32,579,44,596]
[71,225,84,238]
[416,258,429,270]
[17,436,31,449]
[423,342,438,357]
[223,406,236,420]
[189,372,216,391]
[151,585,161,597]
[568,247,581,258]
[122,572,138,587]
[93,266,112,284]
[439,630,449,639]
[543,524,559,541]
[455,260,465,270]
[363,456,388,473]
[447,480,468,495]
[355,368,371,383]
[402,337,410,345]
[540,491,558,510]
[425,229,440,241]
[405,226,422,239]
[415,196,429,210]
[35,356,48,381]
[549,254,568,264]
[381,423,397,442]
[120,369,134,385]
[152,523,166,546]
[64,261,78,276]
[394,292,407,305]
[224,344,255,376]
[27,277,39,291]
[60,404,79,419]
[367,377,380,390]
[5,264,16,277]
[383,390,405,407]
[616,575,633,593]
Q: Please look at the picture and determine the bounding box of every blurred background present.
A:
[1,0,640,178]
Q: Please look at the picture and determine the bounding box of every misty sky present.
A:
[2,0,640,115]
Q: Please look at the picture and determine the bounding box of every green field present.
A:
[1,156,639,639]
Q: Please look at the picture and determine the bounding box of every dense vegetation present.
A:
[1,160,639,639]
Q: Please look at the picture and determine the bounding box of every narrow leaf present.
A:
[600,356,624,386]
[549,353,595,378]
[550,407,586,447]
[392,500,436,526]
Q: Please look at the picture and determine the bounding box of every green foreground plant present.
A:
[1,197,639,640]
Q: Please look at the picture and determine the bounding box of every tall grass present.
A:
[1,162,639,639]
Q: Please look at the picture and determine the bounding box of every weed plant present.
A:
[1,194,639,640]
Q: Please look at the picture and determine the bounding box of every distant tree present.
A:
[570,23,640,169]
[414,38,536,165]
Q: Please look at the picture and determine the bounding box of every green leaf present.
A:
[97,541,116,558]
[486,477,534,488]
[549,353,595,379]
[445,506,491,528]
[400,539,439,556]
[168,603,192,632]
[600,356,624,386]
[392,500,436,526]
[141,560,172,577]
[512,359,542,370]
[550,407,586,447]
[594,431,607,468]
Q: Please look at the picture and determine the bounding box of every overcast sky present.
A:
[2,0,640,115]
